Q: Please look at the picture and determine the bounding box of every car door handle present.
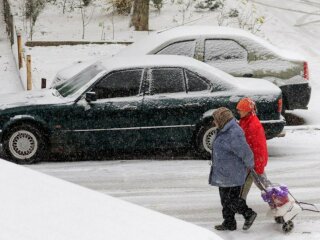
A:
[123,106,138,110]
[184,103,200,107]
[243,73,253,77]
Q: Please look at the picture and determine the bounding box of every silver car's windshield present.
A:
[53,64,104,97]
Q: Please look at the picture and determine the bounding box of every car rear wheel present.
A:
[3,124,47,164]
[195,124,218,159]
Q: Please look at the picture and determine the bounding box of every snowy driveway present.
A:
[28,127,320,239]
[2,0,320,238]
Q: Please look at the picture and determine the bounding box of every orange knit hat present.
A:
[236,97,256,112]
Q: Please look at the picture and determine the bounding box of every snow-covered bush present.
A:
[228,8,238,18]
[217,0,265,33]
[194,0,224,11]
[82,0,92,6]
[151,0,163,13]
[235,0,265,33]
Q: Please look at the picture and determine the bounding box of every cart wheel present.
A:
[275,216,284,224]
[282,220,294,233]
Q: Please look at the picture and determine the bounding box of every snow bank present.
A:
[0,160,222,240]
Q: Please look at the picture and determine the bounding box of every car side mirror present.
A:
[85,92,97,102]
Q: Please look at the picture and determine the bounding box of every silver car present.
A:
[117,26,311,111]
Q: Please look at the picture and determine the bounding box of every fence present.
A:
[25,41,133,47]
[3,0,14,45]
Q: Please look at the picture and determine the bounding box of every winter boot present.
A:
[243,211,257,230]
[215,220,237,231]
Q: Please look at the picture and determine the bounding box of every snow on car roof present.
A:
[53,55,236,90]
[99,55,281,96]
[117,26,305,61]
[54,55,281,99]
[99,55,236,87]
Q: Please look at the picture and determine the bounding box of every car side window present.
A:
[92,69,143,99]
[185,70,211,92]
[156,40,196,57]
[149,68,185,94]
[204,39,248,63]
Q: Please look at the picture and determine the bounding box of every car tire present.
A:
[3,124,47,164]
[195,123,218,159]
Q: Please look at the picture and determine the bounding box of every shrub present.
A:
[152,0,163,12]
[114,0,132,15]
[228,8,238,18]
[25,0,45,20]
[82,0,92,6]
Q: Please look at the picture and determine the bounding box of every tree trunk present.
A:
[80,0,85,39]
[131,0,149,31]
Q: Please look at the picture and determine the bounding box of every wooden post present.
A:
[27,55,32,90]
[17,33,23,69]
[41,78,46,89]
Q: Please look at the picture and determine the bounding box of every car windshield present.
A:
[53,64,105,98]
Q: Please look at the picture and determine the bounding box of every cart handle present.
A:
[250,169,268,192]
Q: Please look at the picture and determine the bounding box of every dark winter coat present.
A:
[239,113,268,174]
[209,119,254,187]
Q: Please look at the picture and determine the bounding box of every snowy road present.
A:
[28,128,320,239]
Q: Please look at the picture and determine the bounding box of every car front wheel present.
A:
[3,124,47,164]
[195,124,218,159]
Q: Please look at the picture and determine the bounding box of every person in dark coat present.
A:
[209,107,257,231]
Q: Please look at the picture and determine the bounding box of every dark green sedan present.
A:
[0,56,285,164]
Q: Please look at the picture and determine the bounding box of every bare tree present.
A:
[105,1,116,40]
[79,0,95,39]
[25,0,45,40]
[111,2,115,39]
[62,0,68,13]
[176,0,193,25]
[131,0,149,31]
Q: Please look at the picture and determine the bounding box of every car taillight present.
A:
[304,61,309,80]
[277,98,283,113]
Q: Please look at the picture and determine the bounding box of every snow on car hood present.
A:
[51,59,98,88]
[0,89,68,110]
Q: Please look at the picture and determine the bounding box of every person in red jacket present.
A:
[236,97,271,200]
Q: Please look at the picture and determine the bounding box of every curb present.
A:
[25,41,133,47]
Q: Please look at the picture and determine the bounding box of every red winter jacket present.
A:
[239,113,268,174]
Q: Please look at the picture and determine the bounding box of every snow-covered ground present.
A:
[1,0,320,239]
[255,0,320,125]
[26,128,320,240]
[27,44,125,89]
[0,159,223,240]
